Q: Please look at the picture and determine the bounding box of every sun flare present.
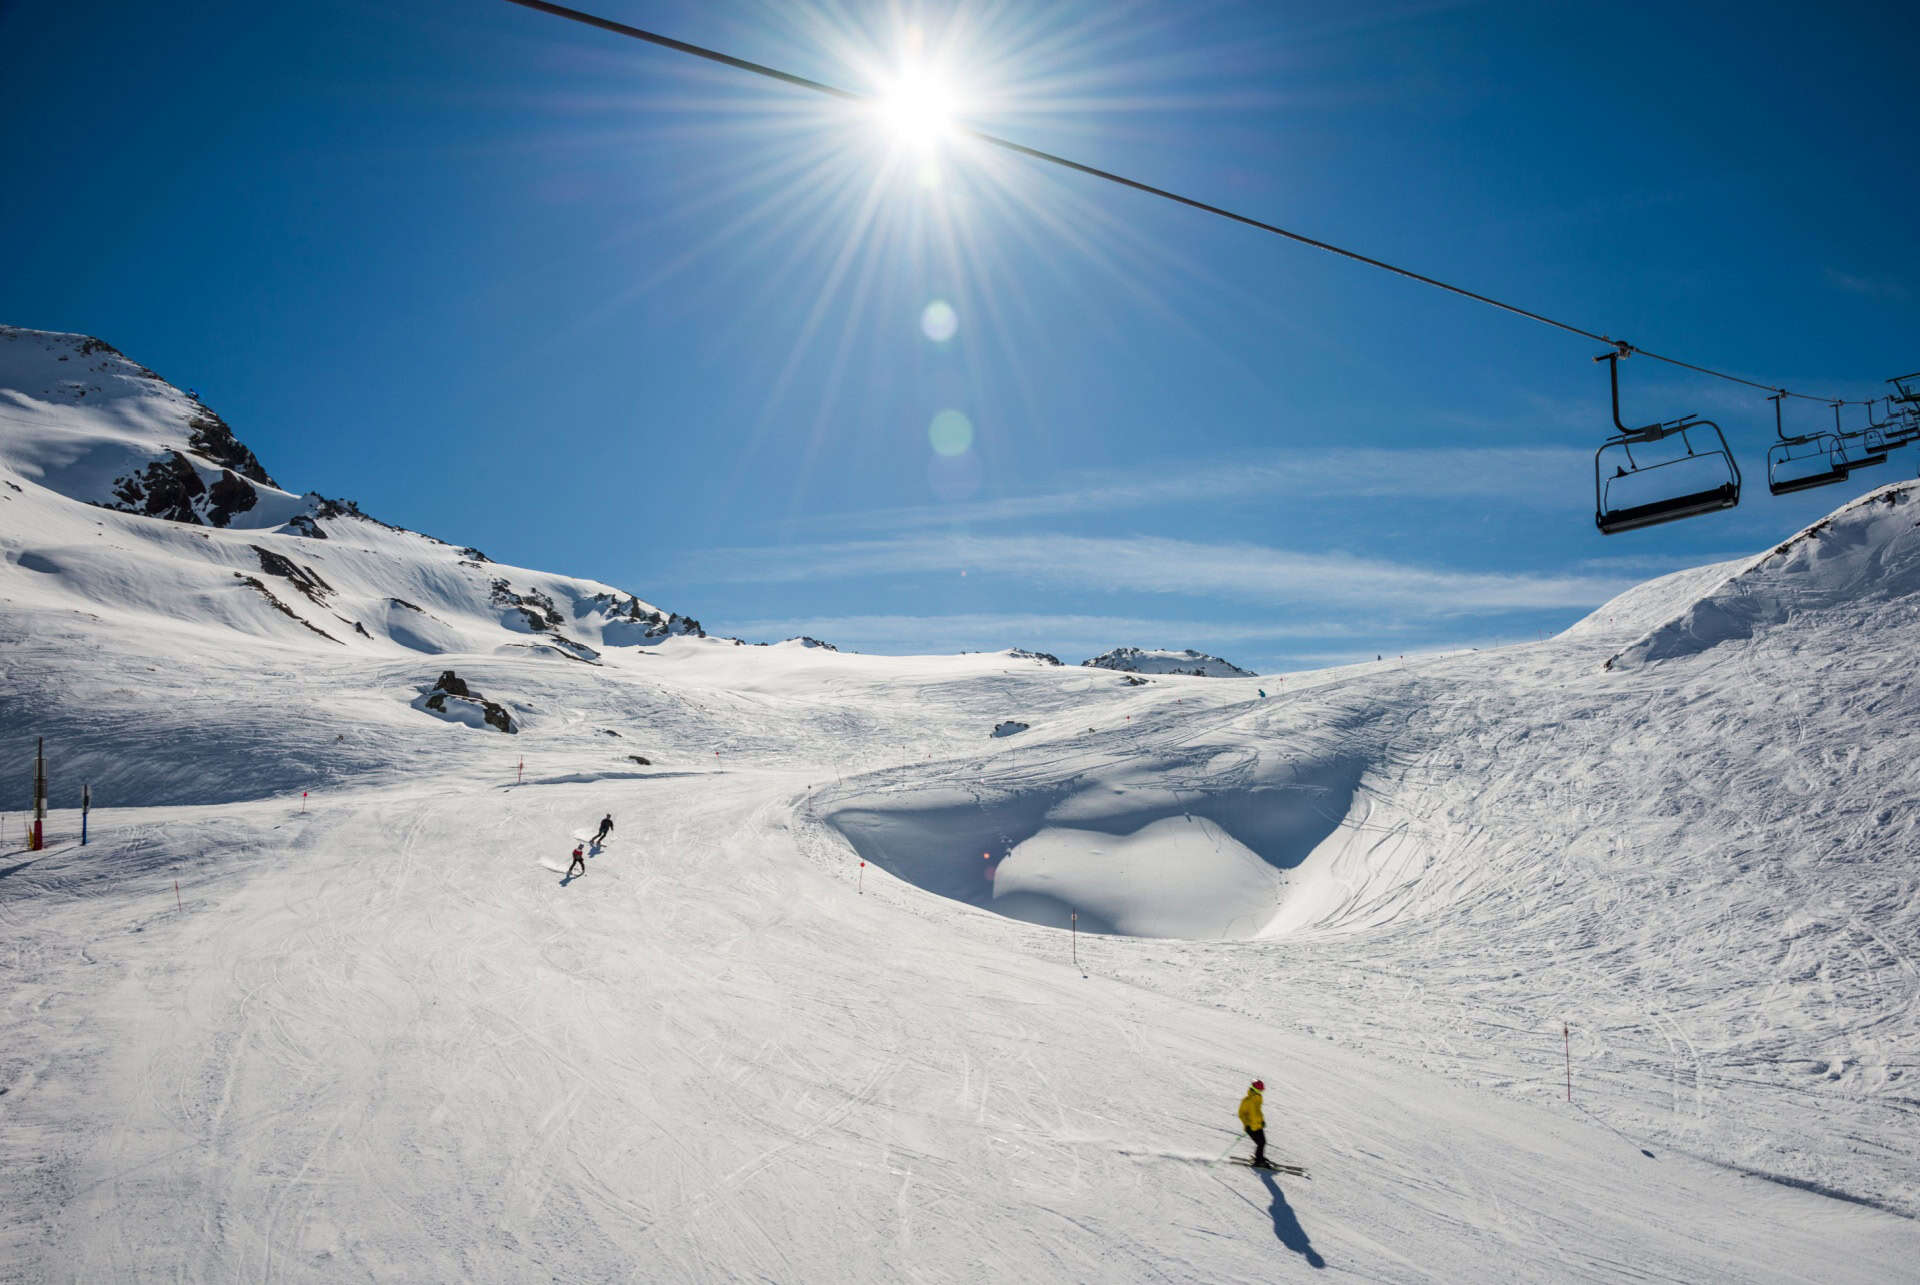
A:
[875,67,960,150]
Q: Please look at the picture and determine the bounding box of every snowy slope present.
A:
[2,330,1917,1280]
[1608,483,1920,668]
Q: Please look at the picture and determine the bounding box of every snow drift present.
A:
[1608,482,1920,669]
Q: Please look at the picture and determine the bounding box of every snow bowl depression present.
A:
[822,751,1366,940]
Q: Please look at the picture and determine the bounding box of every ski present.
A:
[1230,1159,1308,1177]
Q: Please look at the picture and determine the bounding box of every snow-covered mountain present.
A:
[1081,645,1256,677]
[3,326,1917,1281]
[0,325,703,660]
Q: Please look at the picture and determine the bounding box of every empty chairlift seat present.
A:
[1832,402,1889,473]
[1765,392,1849,496]
[1592,347,1740,535]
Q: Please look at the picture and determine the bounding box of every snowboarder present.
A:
[595,814,613,843]
[1238,1079,1271,1169]
[567,843,586,878]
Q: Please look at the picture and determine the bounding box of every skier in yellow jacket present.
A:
[1238,1080,1272,1169]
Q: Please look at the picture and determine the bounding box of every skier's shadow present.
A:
[1259,1171,1325,1269]
[559,871,577,886]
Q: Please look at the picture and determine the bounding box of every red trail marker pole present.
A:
[517,759,524,785]
[1564,1022,1571,1103]
[32,737,46,852]
[857,860,865,894]
[1071,911,1080,973]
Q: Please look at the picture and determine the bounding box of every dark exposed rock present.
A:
[232,573,340,643]
[251,545,332,605]
[1009,648,1061,666]
[628,755,652,766]
[433,670,471,697]
[490,578,564,630]
[206,469,258,525]
[285,513,327,539]
[110,450,203,523]
[459,546,489,563]
[421,682,515,733]
[389,597,424,612]
[103,450,258,528]
[186,409,276,486]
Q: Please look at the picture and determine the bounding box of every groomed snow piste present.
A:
[2,328,1916,1281]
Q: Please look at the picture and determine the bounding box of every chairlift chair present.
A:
[1832,401,1888,473]
[1592,346,1741,534]
[1870,397,1920,450]
[1764,391,1849,496]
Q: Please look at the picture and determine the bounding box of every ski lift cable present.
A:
[502,0,1871,408]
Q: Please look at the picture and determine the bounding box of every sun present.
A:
[874,66,960,150]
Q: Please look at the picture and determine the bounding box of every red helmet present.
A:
[1251,1080,1264,1090]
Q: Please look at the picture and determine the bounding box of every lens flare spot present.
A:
[929,409,973,456]
[920,300,958,343]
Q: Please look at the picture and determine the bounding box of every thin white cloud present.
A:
[1825,268,1910,302]
[722,611,1393,652]
[814,445,1588,533]
[686,532,1637,616]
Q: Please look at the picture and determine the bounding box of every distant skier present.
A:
[1238,1080,1271,1169]
[567,843,586,878]
[595,813,614,844]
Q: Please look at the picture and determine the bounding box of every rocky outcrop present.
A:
[251,545,333,606]
[107,451,259,527]
[1081,647,1255,678]
[418,669,515,733]
[1008,649,1061,666]
[186,408,276,486]
[232,573,340,643]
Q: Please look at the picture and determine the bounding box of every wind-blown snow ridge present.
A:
[1607,481,1920,669]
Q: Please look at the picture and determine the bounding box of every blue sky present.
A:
[3,0,1915,671]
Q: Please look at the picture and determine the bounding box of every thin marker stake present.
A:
[175,879,183,914]
[1564,1022,1571,1103]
